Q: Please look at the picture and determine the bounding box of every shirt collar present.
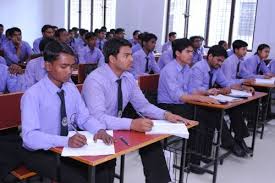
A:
[174,59,189,73]
[43,75,68,95]
[104,64,128,83]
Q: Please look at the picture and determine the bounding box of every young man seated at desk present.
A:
[189,45,255,158]
[78,32,105,66]
[131,33,160,79]
[82,38,195,183]
[21,40,114,183]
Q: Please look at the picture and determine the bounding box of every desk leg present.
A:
[179,138,188,183]
[251,99,260,155]
[88,166,96,183]
[261,89,271,139]
[120,155,125,183]
[55,154,61,182]
[213,110,224,183]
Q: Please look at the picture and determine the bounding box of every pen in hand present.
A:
[70,123,88,145]
[136,111,146,119]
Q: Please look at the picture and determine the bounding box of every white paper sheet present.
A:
[209,94,240,103]
[255,78,275,85]
[146,120,189,139]
[61,130,115,157]
[227,89,252,98]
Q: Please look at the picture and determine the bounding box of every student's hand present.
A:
[94,129,113,145]
[9,64,23,75]
[68,133,87,148]
[241,85,255,94]
[207,88,219,96]
[243,79,255,85]
[197,96,220,104]
[264,74,272,79]
[130,118,153,132]
[219,87,231,95]
[164,111,197,126]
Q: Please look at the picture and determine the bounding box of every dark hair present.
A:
[106,32,113,37]
[85,32,96,40]
[218,40,227,46]
[0,24,3,28]
[207,45,228,59]
[39,38,55,52]
[138,33,145,40]
[98,29,106,33]
[103,38,132,63]
[52,26,58,29]
[101,26,107,31]
[43,40,75,62]
[5,28,11,37]
[10,27,21,36]
[141,33,157,47]
[133,30,140,36]
[255,43,270,55]
[115,28,125,34]
[172,38,193,58]
[55,28,67,38]
[189,35,204,42]
[168,32,176,37]
[232,40,248,53]
[110,29,116,33]
[71,27,79,32]
[79,29,88,36]
[41,24,53,33]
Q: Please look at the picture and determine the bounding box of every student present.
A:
[190,36,204,64]
[189,45,254,157]
[0,56,6,65]
[131,33,160,78]
[21,40,114,183]
[131,32,144,54]
[106,32,114,41]
[100,26,107,32]
[55,28,69,44]
[33,25,54,53]
[222,40,255,84]
[22,38,55,91]
[0,64,23,93]
[158,48,173,70]
[240,44,273,79]
[96,29,107,50]
[71,27,79,39]
[162,32,176,53]
[3,27,32,66]
[0,24,7,50]
[82,38,193,183]
[268,59,275,74]
[75,29,88,52]
[51,25,58,33]
[110,29,116,35]
[68,29,77,51]
[114,28,125,39]
[78,32,105,66]
[129,30,140,46]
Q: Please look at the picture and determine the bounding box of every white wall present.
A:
[115,0,167,52]
[252,0,275,58]
[0,0,66,45]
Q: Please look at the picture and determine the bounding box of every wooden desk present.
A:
[185,92,267,183]
[51,122,199,183]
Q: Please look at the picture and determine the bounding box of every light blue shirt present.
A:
[82,64,166,130]
[132,43,142,54]
[162,41,172,53]
[96,39,106,50]
[128,38,138,46]
[192,47,204,64]
[268,59,275,74]
[21,75,105,151]
[239,54,270,79]
[158,49,173,70]
[32,37,43,54]
[189,59,231,93]
[78,46,105,66]
[158,59,191,104]
[0,64,23,93]
[131,49,160,79]
[0,56,6,65]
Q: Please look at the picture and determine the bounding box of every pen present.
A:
[136,111,146,119]
[120,136,129,146]
[70,123,88,145]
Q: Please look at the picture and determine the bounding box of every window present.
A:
[166,0,257,49]
[68,0,116,31]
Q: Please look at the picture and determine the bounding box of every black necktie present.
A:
[208,71,214,89]
[256,62,261,74]
[116,79,123,118]
[145,57,149,73]
[236,61,241,79]
[57,90,68,136]
[99,41,102,50]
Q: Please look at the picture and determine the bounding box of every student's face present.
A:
[0,27,3,35]
[192,38,203,49]
[109,46,133,71]
[176,46,194,65]
[107,33,114,40]
[116,32,125,39]
[58,31,69,43]
[144,39,156,52]
[222,42,228,50]
[235,47,247,57]
[87,37,96,48]
[98,32,106,39]
[258,48,270,60]
[169,35,177,42]
[11,31,22,44]
[208,54,225,69]
[45,53,75,85]
[43,28,54,38]
[134,32,140,40]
